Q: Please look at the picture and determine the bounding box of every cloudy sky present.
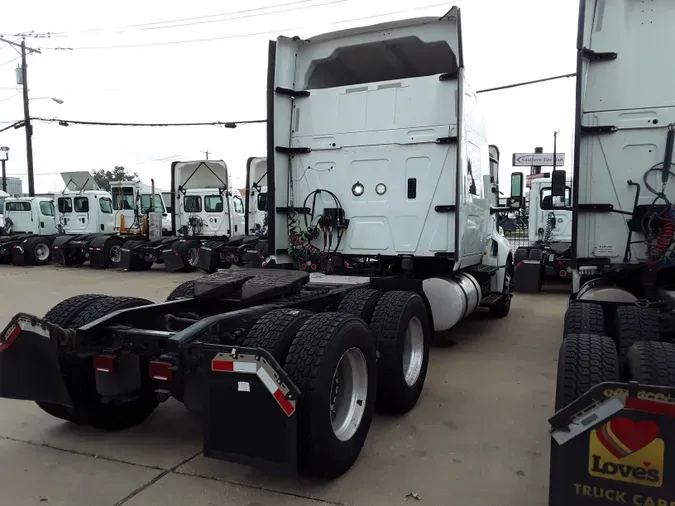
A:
[0,0,578,194]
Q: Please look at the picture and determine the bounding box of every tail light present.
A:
[93,354,118,373]
[149,361,173,381]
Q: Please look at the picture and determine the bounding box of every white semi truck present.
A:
[514,176,573,279]
[549,2,675,505]
[0,7,521,480]
[0,195,58,265]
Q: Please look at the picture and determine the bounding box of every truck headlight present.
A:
[352,182,364,196]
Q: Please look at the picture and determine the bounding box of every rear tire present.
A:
[529,248,544,261]
[615,306,661,371]
[38,296,159,429]
[554,334,619,411]
[628,341,675,387]
[166,280,195,301]
[285,312,377,478]
[369,291,431,413]
[563,302,605,338]
[490,256,513,318]
[104,238,124,269]
[178,240,201,272]
[25,237,52,266]
[337,289,383,324]
[242,308,313,365]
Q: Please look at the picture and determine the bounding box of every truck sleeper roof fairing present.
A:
[269,7,494,266]
[573,0,675,268]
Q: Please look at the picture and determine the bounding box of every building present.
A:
[3,177,22,196]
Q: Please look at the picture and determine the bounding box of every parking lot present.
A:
[0,265,566,506]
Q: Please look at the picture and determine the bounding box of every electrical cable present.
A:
[34,1,455,51]
[476,73,576,94]
[31,116,265,128]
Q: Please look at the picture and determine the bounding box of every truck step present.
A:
[480,293,503,306]
[471,265,500,275]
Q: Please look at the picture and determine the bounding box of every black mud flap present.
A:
[196,243,220,273]
[549,382,675,506]
[11,243,26,266]
[161,245,185,272]
[0,314,72,406]
[88,235,109,268]
[52,235,72,265]
[201,345,299,474]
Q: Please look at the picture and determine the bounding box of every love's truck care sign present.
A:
[549,385,675,506]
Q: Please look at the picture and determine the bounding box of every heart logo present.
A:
[644,461,652,467]
[597,418,660,459]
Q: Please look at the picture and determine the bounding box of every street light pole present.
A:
[0,147,8,193]
[20,39,35,197]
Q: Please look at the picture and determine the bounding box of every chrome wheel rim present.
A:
[110,245,122,264]
[35,243,50,261]
[403,317,424,386]
[188,247,199,267]
[330,347,368,442]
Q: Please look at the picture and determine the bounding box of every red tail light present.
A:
[0,325,21,352]
[149,361,173,381]
[93,354,118,373]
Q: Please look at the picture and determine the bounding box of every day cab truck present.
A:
[514,175,573,280]
[550,1,675,505]
[0,8,521,479]
[0,189,8,235]
[0,196,57,266]
[52,172,170,270]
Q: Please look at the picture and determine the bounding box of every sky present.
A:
[0,0,579,194]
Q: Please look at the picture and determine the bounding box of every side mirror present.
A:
[551,169,566,198]
[508,172,524,209]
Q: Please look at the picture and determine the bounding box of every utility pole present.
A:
[552,130,559,173]
[201,149,211,160]
[20,39,34,196]
[0,36,40,196]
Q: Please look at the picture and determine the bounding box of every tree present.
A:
[91,166,138,191]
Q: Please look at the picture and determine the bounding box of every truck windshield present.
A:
[140,194,166,213]
[5,201,31,211]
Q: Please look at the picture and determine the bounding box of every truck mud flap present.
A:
[201,345,299,473]
[549,382,675,506]
[161,246,185,272]
[196,243,220,273]
[52,235,72,265]
[88,235,109,268]
[0,314,72,407]
[10,243,26,266]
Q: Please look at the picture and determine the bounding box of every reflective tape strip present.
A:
[17,318,51,338]
[211,358,256,374]
[257,363,295,416]
[256,366,278,394]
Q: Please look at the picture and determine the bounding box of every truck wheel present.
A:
[39,296,159,430]
[285,312,377,478]
[370,291,431,413]
[177,240,201,272]
[242,308,313,364]
[563,302,605,338]
[37,294,111,422]
[337,289,382,324]
[615,306,660,371]
[166,280,195,301]
[124,240,153,270]
[25,237,52,266]
[104,238,124,268]
[514,247,528,267]
[628,341,675,386]
[490,256,514,318]
[554,334,619,411]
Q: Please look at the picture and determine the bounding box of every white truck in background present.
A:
[0,189,8,235]
[514,176,573,278]
[0,195,58,265]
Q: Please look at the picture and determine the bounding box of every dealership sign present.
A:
[512,153,565,167]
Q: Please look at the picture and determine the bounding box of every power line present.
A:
[476,73,576,94]
[0,120,24,133]
[31,117,266,128]
[32,0,330,37]
[0,55,20,68]
[36,1,454,51]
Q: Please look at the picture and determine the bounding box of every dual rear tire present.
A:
[246,289,431,478]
